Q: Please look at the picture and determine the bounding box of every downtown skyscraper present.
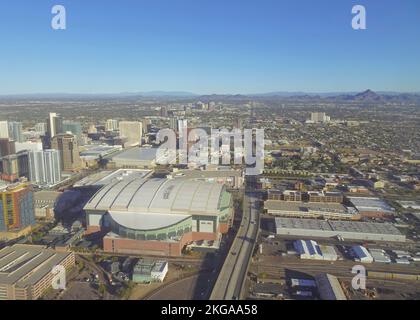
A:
[28,149,62,186]
[8,122,24,143]
[47,112,63,139]
[119,121,143,147]
[51,133,81,172]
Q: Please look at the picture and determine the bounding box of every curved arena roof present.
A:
[84,178,226,216]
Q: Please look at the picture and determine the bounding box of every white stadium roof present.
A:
[84,178,225,216]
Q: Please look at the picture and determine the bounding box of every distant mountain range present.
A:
[119,91,199,97]
[1,89,420,103]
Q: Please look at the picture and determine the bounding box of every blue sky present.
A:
[0,0,419,94]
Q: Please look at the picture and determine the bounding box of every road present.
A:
[77,255,114,299]
[210,192,260,300]
[145,272,215,300]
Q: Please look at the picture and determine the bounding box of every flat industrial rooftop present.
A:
[275,217,403,236]
[265,201,349,214]
[74,169,152,187]
[0,244,73,287]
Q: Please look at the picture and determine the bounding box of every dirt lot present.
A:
[129,264,200,300]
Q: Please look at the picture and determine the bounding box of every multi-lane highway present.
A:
[210,192,260,300]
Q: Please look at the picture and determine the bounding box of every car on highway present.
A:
[231,252,237,256]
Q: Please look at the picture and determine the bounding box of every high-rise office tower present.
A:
[8,122,24,143]
[160,106,168,117]
[51,133,81,172]
[141,119,151,134]
[29,150,62,185]
[169,116,178,131]
[0,138,16,157]
[119,121,143,147]
[177,118,188,137]
[47,113,63,139]
[106,119,119,132]
[310,112,330,123]
[62,120,83,146]
[0,154,19,182]
[35,122,47,135]
[0,121,9,139]
[0,151,29,182]
[0,183,35,232]
[62,121,82,139]
[16,151,30,180]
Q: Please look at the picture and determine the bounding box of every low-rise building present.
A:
[34,191,61,220]
[0,244,75,300]
[315,273,347,300]
[351,245,374,263]
[275,217,406,242]
[347,197,395,217]
[265,201,360,220]
[397,201,420,210]
[307,191,343,203]
[293,240,338,261]
[132,259,168,283]
[108,147,159,169]
[283,190,302,202]
[369,248,391,263]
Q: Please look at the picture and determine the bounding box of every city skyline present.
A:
[1,0,420,306]
[0,0,419,95]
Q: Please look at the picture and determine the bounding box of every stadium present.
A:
[84,177,233,256]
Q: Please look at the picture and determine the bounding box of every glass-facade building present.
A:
[0,183,35,232]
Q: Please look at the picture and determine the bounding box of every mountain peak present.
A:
[354,89,381,101]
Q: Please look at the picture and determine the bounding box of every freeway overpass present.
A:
[210,192,260,300]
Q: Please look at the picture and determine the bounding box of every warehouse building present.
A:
[369,248,391,264]
[265,201,360,220]
[293,240,338,261]
[351,245,374,263]
[275,217,406,242]
[347,197,395,217]
[0,244,75,300]
[397,201,420,210]
[315,273,347,300]
[84,178,233,256]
